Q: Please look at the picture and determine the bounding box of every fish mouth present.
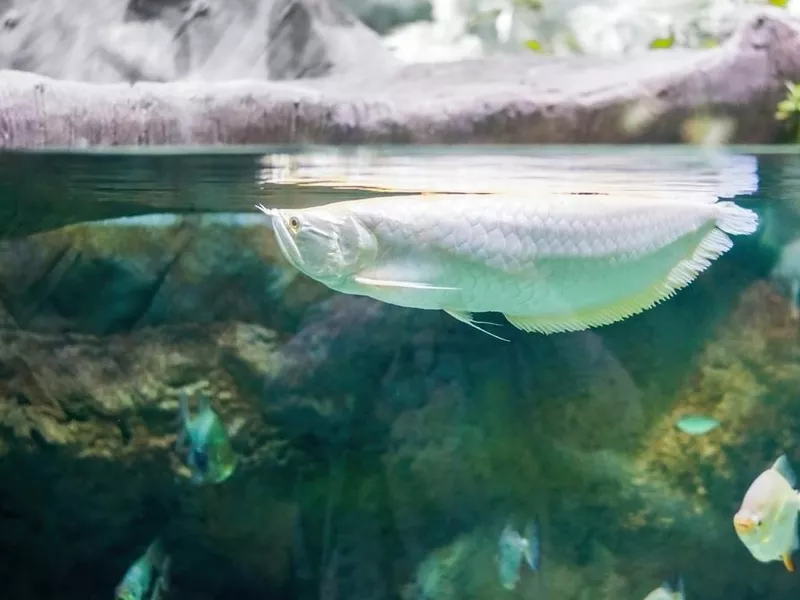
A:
[271,212,304,272]
[733,514,756,534]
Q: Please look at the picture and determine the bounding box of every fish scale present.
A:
[260,189,758,337]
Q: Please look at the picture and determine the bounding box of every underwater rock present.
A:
[0,213,330,334]
[1,208,799,600]
[0,0,394,83]
[0,10,798,145]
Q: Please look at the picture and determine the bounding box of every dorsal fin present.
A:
[772,454,797,487]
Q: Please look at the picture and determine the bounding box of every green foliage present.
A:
[776,81,800,143]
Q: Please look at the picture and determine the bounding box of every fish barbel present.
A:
[257,189,758,338]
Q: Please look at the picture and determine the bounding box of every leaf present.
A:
[649,36,675,49]
[777,99,796,113]
[698,38,719,48]
[768,0,789,8]
[525,39,545,52]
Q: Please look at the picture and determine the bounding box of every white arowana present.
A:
[256,189,758,340]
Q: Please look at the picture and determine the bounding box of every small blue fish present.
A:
[176,392,238,485]
[497,519,541,590]
[676,414,720,436]
[115,539,170,600]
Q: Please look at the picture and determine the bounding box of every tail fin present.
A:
[712,154,759,199]
[715,201,759,236]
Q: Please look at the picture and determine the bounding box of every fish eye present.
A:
[289,216,300,233]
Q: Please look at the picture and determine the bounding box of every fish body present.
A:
[177,393,237,485]
[497,521,541,590]
[115,539,170,600]
[642,577,685,600]
[733,454,800,571]
[258,190,757,338]
[675,414,720,435]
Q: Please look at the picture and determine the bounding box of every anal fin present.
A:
[783,551,795,572]
[444,309,509,342]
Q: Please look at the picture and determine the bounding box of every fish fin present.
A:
[783,551,796,572]
[144,538,165,569]
[175,428,187,454]
[772,454,797,487]
[159,556,171,592]
[354,275,458,291]
[502,222,750,335]
[179,392,191,425]
[522,519,541,571]
[197,392,212,413]
[444,309,509,342]
[713,201,758,236]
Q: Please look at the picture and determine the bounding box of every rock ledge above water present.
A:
[1,10,800,146]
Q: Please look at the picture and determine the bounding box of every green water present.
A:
[0,146,798,600]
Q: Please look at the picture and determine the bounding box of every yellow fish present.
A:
[256,189,757,340]
[733,454,800,571]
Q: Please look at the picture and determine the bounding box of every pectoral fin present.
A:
[444,309,509,342]
[783,551,795,572]
[353,275,457,291]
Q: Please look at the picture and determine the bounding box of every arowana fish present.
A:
[733,454,800,571]
[256,189,758,340]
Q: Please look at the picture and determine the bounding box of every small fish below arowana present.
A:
[733,454,800,571]
[642,576,685,600]
[675,414,720,435]
[497,520,541,590]
[115,539,171,600]
[256,189,758,341]
[176,392,238,485]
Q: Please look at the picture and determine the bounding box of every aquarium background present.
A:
[0,147,799,600]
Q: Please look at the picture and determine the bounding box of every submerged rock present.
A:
[0,167,799,599]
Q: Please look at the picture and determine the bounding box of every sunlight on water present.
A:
[1,145,800,600]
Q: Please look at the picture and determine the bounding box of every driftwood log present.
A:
[0,8,799,146]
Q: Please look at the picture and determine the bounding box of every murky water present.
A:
[1,145,800,600]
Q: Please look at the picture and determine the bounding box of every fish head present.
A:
[733,470,785,541]
[114,581,140,600]
[269,207,377,286]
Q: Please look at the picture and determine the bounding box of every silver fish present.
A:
[115,539,170,600]
[734,454,800,571]
[675,414,720,435]
[176,392,238,485]
[497,521,540,590]
[256,189,757,340]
